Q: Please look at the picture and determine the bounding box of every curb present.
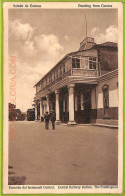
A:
[36,121,118,129]
[90,123,118,129]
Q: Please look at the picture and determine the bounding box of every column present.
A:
[35,103,37,120]
[46,94,49,112]
[40,98,43,120]
[55,90,61,123]
[68,84,77,125]
[81,92,84,110]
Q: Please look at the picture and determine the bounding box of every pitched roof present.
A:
[97,41,117,48]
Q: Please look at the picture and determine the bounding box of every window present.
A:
[72,58,80,68]
[54,71,55,81]
[60,65,62,76]
[89,57,97,70]
[63,64,65,74]
[56,69,58,79]
[50,73,52,82]
[49,75,51,83]
[102,85,109,108]
[46,78,48,85]
[49,73,52,83]
[43,80,45,88]
[41,82,43,90]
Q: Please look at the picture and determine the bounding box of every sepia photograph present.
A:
[3,2,123,194]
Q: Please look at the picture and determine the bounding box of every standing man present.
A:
[51,110,56,130]
[44,111,50,130]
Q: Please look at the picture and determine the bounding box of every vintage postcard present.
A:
[3,2,123,194]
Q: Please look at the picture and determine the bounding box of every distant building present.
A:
[9,103,16,121]
[34,37,118,126]
[9,103,25,121]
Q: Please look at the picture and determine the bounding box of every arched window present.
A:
[102,84,109,108]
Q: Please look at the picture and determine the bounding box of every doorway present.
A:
[84,92,91,123]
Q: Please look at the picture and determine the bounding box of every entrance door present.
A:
[65,99,69,123]
[52,101,55,112]
[84,92,91,123]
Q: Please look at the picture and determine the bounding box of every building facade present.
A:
[34,37,118,126]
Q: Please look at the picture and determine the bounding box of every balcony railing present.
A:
[72,68,99,77]
[36,69,71,94]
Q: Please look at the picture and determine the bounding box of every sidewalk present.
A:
[38,120,118,129]
[78,123,118,129]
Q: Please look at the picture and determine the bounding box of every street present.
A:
[9,121,118,185]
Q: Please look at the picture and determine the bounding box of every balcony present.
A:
[72,68,99,77]
[35,69,72,95]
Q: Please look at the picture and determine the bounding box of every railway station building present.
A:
[34,37,118,126]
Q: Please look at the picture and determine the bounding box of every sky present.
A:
[9,8,118,112]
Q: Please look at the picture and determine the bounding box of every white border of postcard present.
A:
[3,2,123,194]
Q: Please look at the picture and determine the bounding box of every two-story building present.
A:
[34,37,118,126]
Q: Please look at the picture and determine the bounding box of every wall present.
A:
[91,87,96,109]
[76,48,98,58]
[98,49,118,73]
[96,75,118,120]
[65,57,72,72]
[36,84,41,93]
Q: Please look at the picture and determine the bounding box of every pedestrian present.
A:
[44,111,50,130]
[41,115,44,122]
[51,110,56,130]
